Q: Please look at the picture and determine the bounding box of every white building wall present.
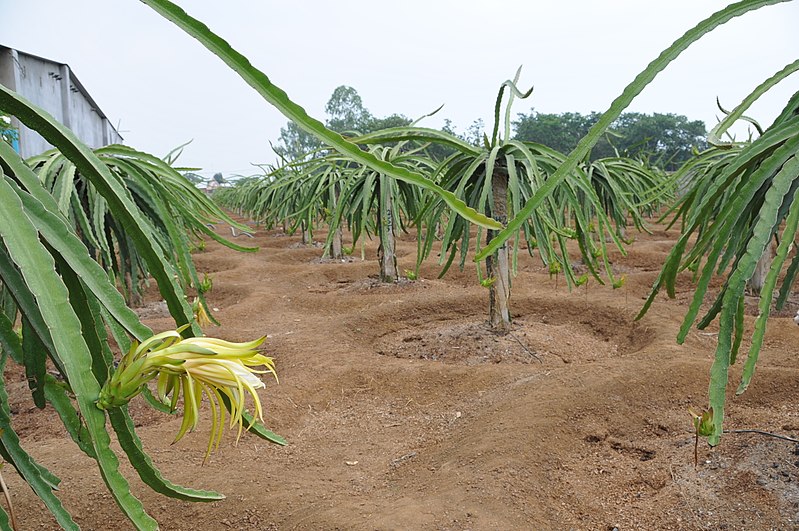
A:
[0,46,123,158]
[10,51,64,156]
[69,80,105,149]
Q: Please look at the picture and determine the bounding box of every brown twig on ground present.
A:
[694,432,699,469]
[507,331,541,363]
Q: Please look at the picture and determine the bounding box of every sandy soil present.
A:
[5,216,799,530]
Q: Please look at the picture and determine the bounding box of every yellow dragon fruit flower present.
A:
[97,327,276,458]
[192,297,213,328]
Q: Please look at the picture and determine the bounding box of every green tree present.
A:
[274,87,412,160]
[513,110,707,168]
[613,112,707,169]
[513,110,615,158]
[464,118,485,147]
[365,113,412,133]
[274,121,323,162]
[325,85,371,134]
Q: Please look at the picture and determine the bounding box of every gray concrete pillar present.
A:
[9,49,21,90]
[7,50,22,132]
[59,63,71,129]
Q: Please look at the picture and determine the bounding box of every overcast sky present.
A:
[1,1,797,178]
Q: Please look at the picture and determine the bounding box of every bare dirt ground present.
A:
[6,216,799,530]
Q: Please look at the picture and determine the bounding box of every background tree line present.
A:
[512,109,708,170]
[273,86,708,171]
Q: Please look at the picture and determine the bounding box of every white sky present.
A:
[1,1,797,178]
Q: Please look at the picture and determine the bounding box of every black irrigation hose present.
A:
[723,429,799,444]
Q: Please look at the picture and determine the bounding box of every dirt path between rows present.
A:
[7,216,799,530]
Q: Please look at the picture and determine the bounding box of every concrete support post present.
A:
[59,64,72,129]
[7,50,22,132]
